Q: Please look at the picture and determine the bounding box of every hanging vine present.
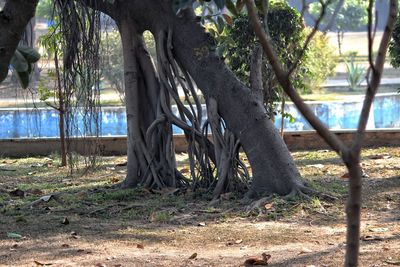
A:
[54,0,102,170]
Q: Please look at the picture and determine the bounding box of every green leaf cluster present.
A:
[389,8,400,69]
[216,2,336,116]
[344,54,365,91]
[10,45,40,89]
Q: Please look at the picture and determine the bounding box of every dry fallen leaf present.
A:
[137,244,144,249]
[33,260,53,266]
[361,235,384,241]
[244,253,271,266]
[369,227,388,233]
[299,248,313,254]
[371,154,391,159]
[340,173,350,179]
[188,253,197,259]
[309,164,324,169]
[385,260,400,265]
[180,168,190,174]
[26,188,43,196]
[61,217,69,225]
[111,177,119,183]
[61,244,70,248]
[9,189,25,198]
[264,203,274,210]
[115,161,127,167]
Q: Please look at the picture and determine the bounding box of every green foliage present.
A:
[211,2,336,116]
[344,53,365,91]
[36,0,54,20]
[10,45,41,89]
[310,0,368,32]
[38,81,54,101]
[389,9,400,68]
[215,2,305,117]
[302,30,337,92]
[38,25,63,58]
[101,30,124,98]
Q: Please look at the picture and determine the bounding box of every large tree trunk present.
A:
[148,4,303,197]
[109,1,304,197]
[0,0,305,198]
[0,0,38,82]
[117,15,185,189]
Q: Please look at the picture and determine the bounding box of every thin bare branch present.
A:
[288,0,331,76]
[244,0,347,154]
[352,0,398,154]
[322,0,344,32]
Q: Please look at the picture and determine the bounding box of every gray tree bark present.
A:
[122,1,304,196]
[0,0,305,198]
[0,0,38,82]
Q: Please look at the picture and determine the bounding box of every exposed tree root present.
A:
[116,23,250,197]
[245,185,337,215]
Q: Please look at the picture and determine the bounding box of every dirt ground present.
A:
[0,147,399,266]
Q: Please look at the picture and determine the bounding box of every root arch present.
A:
[119,20,250,198]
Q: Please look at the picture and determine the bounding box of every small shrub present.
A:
[302,30,338,92]
[344,54,365,91]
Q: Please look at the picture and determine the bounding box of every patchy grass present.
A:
[0,147,399,266]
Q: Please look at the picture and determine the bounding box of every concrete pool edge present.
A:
[1,129,399,157]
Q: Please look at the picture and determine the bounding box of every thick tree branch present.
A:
[0,0,38,82]
[246,0,398,265]
[249,45,263,101]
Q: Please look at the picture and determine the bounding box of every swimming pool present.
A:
[0,93,399,139]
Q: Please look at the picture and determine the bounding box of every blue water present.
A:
[0,93,399,139]
[275,93,400,131]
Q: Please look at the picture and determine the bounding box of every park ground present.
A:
[0,146,399,266]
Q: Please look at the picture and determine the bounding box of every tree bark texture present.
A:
[128,1,304,196]
[0,0,38,82]
[1,0,305,198]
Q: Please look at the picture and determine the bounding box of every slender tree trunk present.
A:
[280,98,285,137]
[337,30,344,56]
[118,18,142,188]
[54,50,67,167]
